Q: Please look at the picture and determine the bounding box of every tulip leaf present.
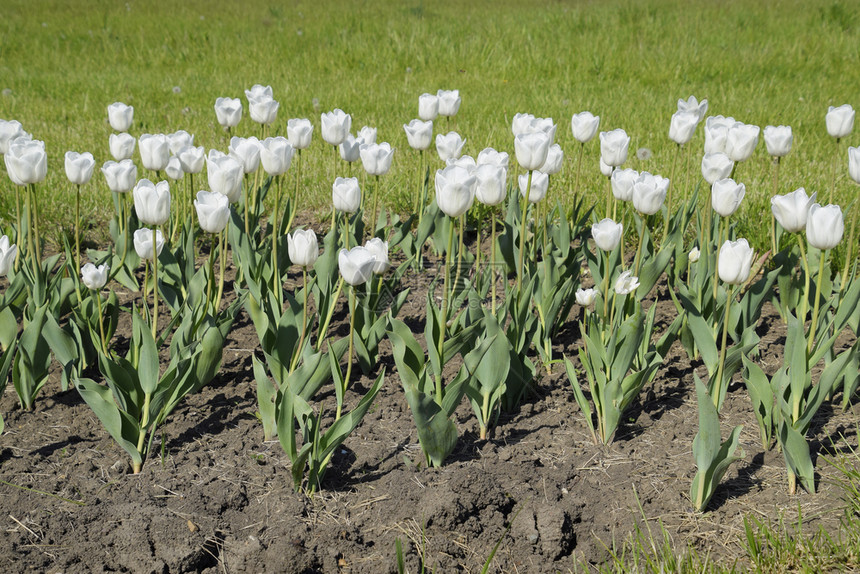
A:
[741,356,775,449]
[776,413,815,494]
[564,356,595,441]
[76,377,142,467]
[403,378,459,468]
[133,314,160,395]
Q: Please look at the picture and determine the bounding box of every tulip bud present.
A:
[81,262,109,290]
[260,137,294,176]
[703,116,734,155]
[518,171,548,203]
[725,122,760,162]
[436,89,461,117]
[133,179,171,226]
[418,93,439,121]
[701,152,734,185]
[206,150,243,203]
[514,131,551,171]
[109,132,136,161]
[65,151,96,185]
[360,142,395,176]
[403,119,433,151]
[826,104,855,139]
[5,139,47,185]
[770,188,816,233]
[718,239,754,285]
[611,168,638,202]
[711,178,746,217]
[101,159,137,193]
[194,190,231,234]
[435,165,476,218]
[599,129,630,167]
[477,147,509,169]
[332,177,361,214]
[541,144,564,175]
[107,102,134,132]
[288,229,320,269]
[591,218,623,252]
[571,111,600,143]
[446,155,476,173]
[475,164,507,207]
[133,227,165,260]
[168,130,194,155]
[677,96,708,122]
[614,271,640,295]
[849,146,860,184]
[357,126,377,145]
[669,110,699,145]
[139,134,170,172]
[0,120,28,155]
[165,156,183,180]
[436,132,466,162]
[688,246,701,263]
[763,125,792,158]
[214,97,242,128]
[338,246,377,286]
[287,118,314,150]
[176,145,205,174]
[806,203,844,250]
[631,171,669,215]
[321,109,352,146]
[0,235,18,276]
[339,134,362,162]
[575,287,598,307]
[364,238,390,275]
[229,136,262,174]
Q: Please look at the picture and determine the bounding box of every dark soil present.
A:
[1,247,858,574]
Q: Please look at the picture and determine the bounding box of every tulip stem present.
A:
[291,268,310,374]
[32,184,41,263]
[839,200,858,296]
[25,185,37,276]
[807,248,828,355]
[452,214,465,302]
[272,174,283,307]
[216,228,227,312]
[573,142,584,209]
[293,149,302,228]
[663,143,680,240]
[797,234,811,324]
[316,277,344,351]
[94,289,109,356]
[371,174,381,239]
[633,216,646,277]
[602,250,611,321]
[335,285,357,421]
[712,217,725,309]
[829,139,839,205]
[151,227,159,339]
[713,284,733,411]
[771,158,780,255]
[491,209,498,315]
[606,175,613,220]
[75,184,82,280]
[13,185,21,272]
[437,219,456,406]
[207,233,217,313]
[516,170,533,291]
[134,391,152,474]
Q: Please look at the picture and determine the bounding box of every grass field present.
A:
[2,0,859,252]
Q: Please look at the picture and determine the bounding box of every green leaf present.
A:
[133,314,160,394]
[76,378,142,467]
[253,356,278,442]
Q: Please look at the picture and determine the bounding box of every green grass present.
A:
[2,0,860,252]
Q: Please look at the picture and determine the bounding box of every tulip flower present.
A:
[5,139,47,185]
[165,156,183,180]
[360,142,395,176]
[176,145,205,174]
[806,203,844,250]
[194,190,231,234]
[206,150,243,203]
[477,147,509,169]
[248,96,279,126]
[541,144,564,175]
[591,218,623,252]
[711,178,746,217]
[575,287,597,307]
[403,119,433,151]
[338,246,376,286]
[599,129,630,167]
[669,110,699,146]
[107,102,134,132]
[725,122,760,162]
[514,131,551,171]
[599,158,613,177]
[0,236,18,276]
[418,93,439,121]
[260,137,293,176]
[571,111,600,143]
[245,84,273,101]
[109,132,136,161]
[321,109,352,146]
[102,159,137,193]
[849,147,860,184]
[437,89,461,117]
[446,155,477,172]
[530,117,557,142]
[614,270,640,295]
[677,96,708,122]
[364,238,390,275]
[701,152,734,185]
[435,132,466,162]
[168,130,194,155]
[133,179,171,226]
[81,262,109,290]
[435,164,476,218]
[133,227,165,260]
[64,151,95,185]
[333,177,361,214]
[339,134,362,162]
[475,165,507,206]
[214,97,242,129]
[229,136,262,174]
[703,116,735,155]
[0,119,28,154]
[512,113,536,137]
[826,104,855,139]
[631,172,669,216]
[518,171,548,203]
[287,118,314,149]
[288,229,320,269]
[764,125,792,158]
[718,239,754,285]
[357,126,377,145]
[771,187,816,234]
[139,134,170,172]
[611,168,638,202]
